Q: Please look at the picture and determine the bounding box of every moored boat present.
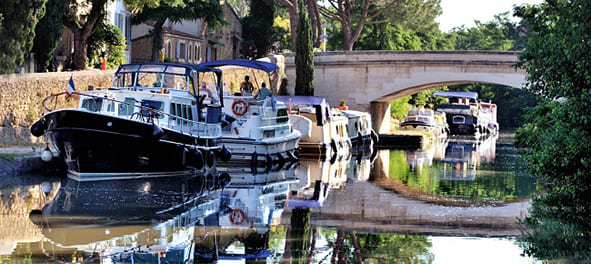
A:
[339,109,375,156]
[399,107,438,133]
[199,59,301,172]
[30,63,230,181]
[479,102,499,134]
[275,96,351,161]
[433,91,485,135]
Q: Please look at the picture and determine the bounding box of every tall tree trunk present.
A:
[72,30,88,69]
[287,3,299,51]
[306,0,322,48]
[151,18,167,62]
[64,0,105,69]
[343,22,354,51]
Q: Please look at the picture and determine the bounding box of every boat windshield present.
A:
[112,64,190,91]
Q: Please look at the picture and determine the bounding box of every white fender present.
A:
[289,115,312,139]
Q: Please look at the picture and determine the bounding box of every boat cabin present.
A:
[77,63,223,136]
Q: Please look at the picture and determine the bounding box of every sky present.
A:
[436,0,544,32]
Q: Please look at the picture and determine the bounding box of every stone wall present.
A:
[0,70,115,145]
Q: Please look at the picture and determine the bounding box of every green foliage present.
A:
[294,1,314,96]
[87,22,126,69]
[323,229,434,263]
[449,84,540,128]
[272,14,291,52]
[32,0,67,72]
[132,0,225,61]
[390,96,411,120]
[449,13,516,51]
[124,0,185,9]
[0,0,47,74]
[514,0,591,260]
[241,0,274,59]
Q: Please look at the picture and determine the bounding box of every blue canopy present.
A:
[433,91,478,100]
[275,96,330,107]
[199,59,279,73]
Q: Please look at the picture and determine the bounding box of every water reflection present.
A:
[387,133,536,202]
[0,138,541,263]
[31,173,222,263]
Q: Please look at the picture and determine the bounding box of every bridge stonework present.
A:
[283,51,526,133]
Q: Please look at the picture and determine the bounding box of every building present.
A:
[53,0,132,70]
[131,2,243,64]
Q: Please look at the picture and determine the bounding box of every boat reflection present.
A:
[194,173,296,263]
[404,134,498,180]
[30,173,224,263]
[288,157,350,209]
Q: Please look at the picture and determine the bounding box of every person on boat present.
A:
[254,82,272,100]
[240,75,254,95]
[199,82,212,97]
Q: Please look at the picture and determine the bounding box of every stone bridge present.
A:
[283,51,526,133]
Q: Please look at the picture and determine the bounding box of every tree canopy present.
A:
[242,0,275,58]
[514,0,591,260]
[32,0,67,72]
[0,0,46,74]
[132,0,225,61]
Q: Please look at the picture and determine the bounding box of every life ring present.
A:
[231,99,248,116]
[229,209,245,225]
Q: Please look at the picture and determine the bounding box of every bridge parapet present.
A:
[282,50,526,132]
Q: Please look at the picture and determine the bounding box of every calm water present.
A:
[0,132,539,263]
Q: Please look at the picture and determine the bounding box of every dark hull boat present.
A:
[31,63,231,181]
[44,109,219,180]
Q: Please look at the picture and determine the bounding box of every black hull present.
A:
[445,114,479,135]
[43,110,221,180]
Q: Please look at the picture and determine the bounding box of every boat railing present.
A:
[42,91,222,139]
[224,96,290,126]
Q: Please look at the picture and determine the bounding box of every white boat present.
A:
[30,63,230,181]
[339,109,377,156]
[479,102,499,134]
[276,96,351,161]
[199,60,301,172]
[400,108,438,133]
[433,91,486,135]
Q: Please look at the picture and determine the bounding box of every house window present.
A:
[188,44,192,62]
[195,45,200,61]
[167,42,172,59]
[180,43,186,59]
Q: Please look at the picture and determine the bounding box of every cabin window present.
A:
[119,98,136,117]
[453,116,465,124]
[176,104,182,119]
[187,106,193,120]
[106,101,116,112]
[140,100,164,119]
[170,103,176,116]
[81,98,103,112]
[182,105,188,124]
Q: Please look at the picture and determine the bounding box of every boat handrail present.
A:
[41,91,221,138]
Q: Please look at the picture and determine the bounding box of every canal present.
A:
[0,132,539,263]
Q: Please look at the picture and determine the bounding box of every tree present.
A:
[242,0,275,58]
[32,0,67,72]
[294,0,313,96]
[514,0,591,260]
[0,0,46,74]
[319,0,441,51]
[87,21,126,69]
[274,0,322,51]
[63,0,107,69]
[132,0,225,62]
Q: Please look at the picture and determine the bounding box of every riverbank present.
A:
[288,180,530,237]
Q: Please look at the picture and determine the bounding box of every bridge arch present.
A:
[283,50,526,133]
